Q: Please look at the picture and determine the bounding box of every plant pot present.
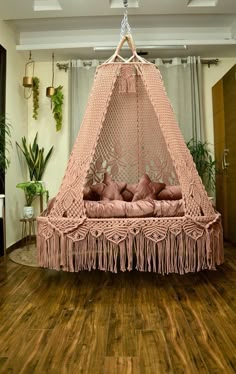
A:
[0,194,5,219]
[23,76,33,87]
[46,86,55,97]
[23,206,34,219]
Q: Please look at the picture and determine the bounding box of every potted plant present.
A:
[16,132,53,181]
[186,138,216,195]
[32,77,40,120]
[51,85,64,131]
[16,181,48,218]
[0,114,12,217]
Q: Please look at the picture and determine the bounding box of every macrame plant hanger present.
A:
[106,0,148,64]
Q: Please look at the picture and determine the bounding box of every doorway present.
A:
[212,64,236,245]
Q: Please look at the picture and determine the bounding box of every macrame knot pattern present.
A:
[119,65,136,93]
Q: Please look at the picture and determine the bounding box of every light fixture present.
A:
[94,45,187,52]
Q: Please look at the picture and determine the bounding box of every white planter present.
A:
[23,206,34,219]
[0,194,5,219]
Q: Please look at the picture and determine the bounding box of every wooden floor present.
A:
[0,245,236,374]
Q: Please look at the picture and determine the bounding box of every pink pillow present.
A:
[91,173,126,201]
[83,186,100,201]
[157,185,182,200]
[131,174,165,202]
[122,183,137,202]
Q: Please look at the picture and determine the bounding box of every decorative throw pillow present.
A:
[91,173,126,201]
[157,185,182,200]
[131,174,165,202]
[83,186,100,201]
[122,183,137,202]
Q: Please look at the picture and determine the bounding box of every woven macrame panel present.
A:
[87,67,178,186]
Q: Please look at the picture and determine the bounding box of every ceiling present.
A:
[1,0,236,61]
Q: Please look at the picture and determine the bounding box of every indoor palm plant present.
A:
[16,132,53,181]
[16,181,48,218]
[186,138,216,195]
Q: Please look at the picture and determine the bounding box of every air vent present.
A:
[33,0,62,11]
[110,0,139,8]
[187,0,218,6]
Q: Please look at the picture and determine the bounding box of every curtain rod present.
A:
[152,58,219,67]
[56,58,219,71]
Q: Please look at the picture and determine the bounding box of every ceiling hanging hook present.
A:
[120,0,132,38]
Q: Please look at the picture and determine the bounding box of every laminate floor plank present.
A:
[0,245,235,373]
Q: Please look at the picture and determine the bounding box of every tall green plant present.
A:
[51,85,64,131]
[0,114,12,180]
[16,133,53,181]
[186,138,216,194]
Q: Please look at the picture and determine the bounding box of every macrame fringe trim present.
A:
[37,223,224,274]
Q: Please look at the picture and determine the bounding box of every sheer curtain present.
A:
[69,60,99,149]
[69,57,204,148]
[155,56,204,142]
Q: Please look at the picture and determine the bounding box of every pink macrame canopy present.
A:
[37,34,223,274]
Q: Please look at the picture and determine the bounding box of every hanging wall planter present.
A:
[23,52,34,89]
[23,51,40,120]
[46,53,64,131]
[46,53,55,98]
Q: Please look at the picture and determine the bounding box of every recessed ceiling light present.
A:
[110,0,139,8]
[33,0,62,11]
[187,0,218,6]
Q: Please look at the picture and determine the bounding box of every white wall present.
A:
[27,62,69,206]
[0,20,28,247]
[202,58,236,150]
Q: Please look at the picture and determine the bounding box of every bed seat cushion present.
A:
[153,199,184,217]
[84,199,184,218]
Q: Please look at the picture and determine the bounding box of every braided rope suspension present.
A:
[120,0,132,38]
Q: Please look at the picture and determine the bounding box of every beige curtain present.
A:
[155,57,204,142]
[69,60,99,149]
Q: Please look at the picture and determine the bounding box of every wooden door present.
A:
[223,65,236,244]
[212,64,236,244]
[212,79,228,237]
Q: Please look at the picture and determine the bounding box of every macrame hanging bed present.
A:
[37,33,223,274]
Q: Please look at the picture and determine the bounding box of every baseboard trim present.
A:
[6,236,36,254]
